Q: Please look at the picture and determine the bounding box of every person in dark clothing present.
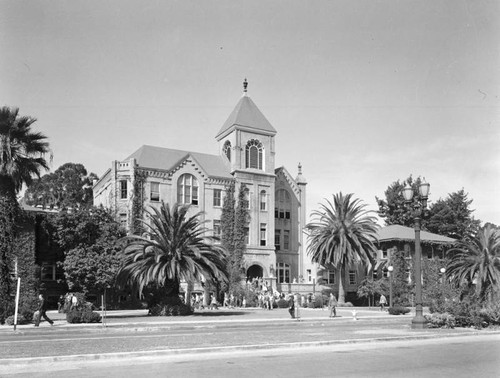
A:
[34,294,54,326]
[288,294,295,319]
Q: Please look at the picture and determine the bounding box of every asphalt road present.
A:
[0,317,462,359]
[2,335,499,377]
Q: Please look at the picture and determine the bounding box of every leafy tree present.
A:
[221,182,248,294]
[390,248,412,306]
[376,175,426,227]
[24,162,97,210]
[426,189,481,241]
[306,192,379,303]
[0,107,50,323]
[116,203,228,309]
[446,225,500,302]
[57,209,125,293]
[357,278,387,306]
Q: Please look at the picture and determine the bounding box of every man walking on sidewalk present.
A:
[34,294,54,327]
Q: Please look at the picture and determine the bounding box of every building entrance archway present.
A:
[247,264,263,280]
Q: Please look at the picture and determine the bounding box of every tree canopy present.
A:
[426,189,481,241]
[306,192,379,303]
[377,175,481,241]
[50,207,125,293]
[0,106,50,323]
[446,225,500,302]
[221,181,249,293]
[24,162,97,210]
[116,203,228,302]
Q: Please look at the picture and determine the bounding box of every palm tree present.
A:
[306,192,379,303]
[0,107,50,321]
[116,202,228,308]
[446,225,500,302]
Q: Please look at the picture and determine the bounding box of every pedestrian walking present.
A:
[34,294,54,327]
[328,293,337,318]
[379,294,387,311]
[288,294,295,319]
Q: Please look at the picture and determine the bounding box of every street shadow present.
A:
[192,311,248,317]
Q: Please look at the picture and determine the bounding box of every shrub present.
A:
[66,301,101,323]
[425,313,456,328]
[338,302,354,308]
[148,303,193,316]
[277,299,288,308]
[388,306,411,315]
[5,314,30,326]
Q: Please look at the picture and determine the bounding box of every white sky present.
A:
[1,0,499,225]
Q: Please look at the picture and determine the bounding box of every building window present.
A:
[260,223,266,246]
[349,270,357,285]
[277,263,290,283]
[119,213,127,227]
[283,230,290,250]
[307,269,312,283]
[223,140,231,161]
[260,190,267,211]
[275,231,281,251]
[150,182,160,202]
[245,139,263,170]
[41,263,64,281]
[120,180,128,199]
[328,270,335,284]
[177,174,199,205]
[275,189,291,219]
[213,189,222,207]
[382,250,388,259]
[244,227,249,245]
[213,220,221,237]
[383,269,388,278]
[243,187,250,209]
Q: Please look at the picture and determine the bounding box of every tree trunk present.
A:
[337,266,346,304]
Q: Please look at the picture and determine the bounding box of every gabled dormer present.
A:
[216,79,277,175]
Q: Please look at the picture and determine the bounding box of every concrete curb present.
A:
[0,314,401,334]
[1,330,499,366]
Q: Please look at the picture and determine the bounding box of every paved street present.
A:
[1,308,498,377]
[1,335,499,377]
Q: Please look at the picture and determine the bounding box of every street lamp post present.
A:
[402,179,430,329]
[388,266,394,308]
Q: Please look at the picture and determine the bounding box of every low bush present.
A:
[337,302,354,308]
[425,313,456,328]
[5,314,30,326]
[277,299,289,308]
[148,303,193,316]
[388,306,411,315]
[66,302,102,323]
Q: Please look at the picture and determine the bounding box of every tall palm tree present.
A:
[306,192,379,303]
[0,107,50,321]
[446,225,500,302]
[116,202,228,307]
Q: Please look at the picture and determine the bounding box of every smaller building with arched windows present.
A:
[93,81,308,293]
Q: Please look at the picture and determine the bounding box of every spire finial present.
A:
[298,162,302,174]
[243,78,248,95]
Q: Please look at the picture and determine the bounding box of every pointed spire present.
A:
[243,78,248,96]
[296,162,307,184]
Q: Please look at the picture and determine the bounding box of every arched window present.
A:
[245,139,263,170]
[223,140,231,161]
[177,174,199,205]
[275,189,291,219]
[260,190,267,211]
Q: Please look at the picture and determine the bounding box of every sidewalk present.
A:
[0,306,401,332]
[1,307,499,367]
